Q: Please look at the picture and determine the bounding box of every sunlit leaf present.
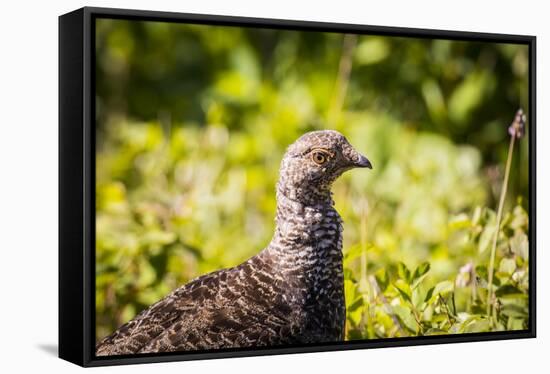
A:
[411,262,431,289]
[355,37,389,65]
[397,262,411,282]
[495,284,527,299]
[478,223,496,254]
[394,280,412,303]
[499,258,517,275]
[510,232,529,261]
[428,281,454,303]
[449,213,471,230]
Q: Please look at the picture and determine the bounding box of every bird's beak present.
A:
[343,142,373,169]
[353,153,372,169]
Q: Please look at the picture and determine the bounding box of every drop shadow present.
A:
[37,344,58,357]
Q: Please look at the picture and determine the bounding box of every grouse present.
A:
[96,130,372,356]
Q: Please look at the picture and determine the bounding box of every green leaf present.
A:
[495,284,527,299]
[346,328,363,340]
[426,280,454,303]
[137,259,156,287]
[422,79,446,123]
[344,279,363,312]
[507,317,526,330]
[394,279,412,303]
[344,268,355,281]
[425,328,447,335]
[475,265,488,281]
[501,304,528,318]
[498,258,517,275]
[355,38,390,65]
[448,71,491,124]
[143,229,177,247]
[424,286,435,303]
[392,305,418,334]
[348,296,364,312]
[510,232,529,261]
[343,244,363,264]
[344,279,358,302]
[464,318,491,333]
[397,262,411,282]
[478,223,495,254]
[413,262,431,280]
[375,268,389,291]
[120,304,136,323]
[471,206,482,226]
[412,288,424,309]
[434,280,454,295]
[510,204,529,231]
[449,213,471,230]
[411,262,431,289]
[423,304,434,321]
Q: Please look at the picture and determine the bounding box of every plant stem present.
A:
[360,200,368,287]
[486,134,516,319]
[439,295,454,327]
[358,199,372,336]
[328,34,357,125]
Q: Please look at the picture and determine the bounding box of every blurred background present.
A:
[95,18,530,341]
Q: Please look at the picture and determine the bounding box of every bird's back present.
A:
[96,252,305,356]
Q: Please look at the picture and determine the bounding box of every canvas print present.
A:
[94,18,530,356]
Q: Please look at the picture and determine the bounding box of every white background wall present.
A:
[0,0,547,372]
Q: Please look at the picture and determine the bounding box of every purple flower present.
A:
[508,108,526,139]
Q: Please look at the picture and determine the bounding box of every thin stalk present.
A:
[439,295,454,327]
[358,199,372,336]
[360,200,368,288]
[411,305,424,335]
[486,134,516,319]
[328,34,357,125]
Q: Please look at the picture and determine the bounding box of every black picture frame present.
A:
[59,6,537,367]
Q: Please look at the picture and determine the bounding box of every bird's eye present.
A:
[311,150,328,165]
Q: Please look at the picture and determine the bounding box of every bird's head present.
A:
[277,130,372,205]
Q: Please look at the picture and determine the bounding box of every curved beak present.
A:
[343,141,373,170]
[354,153,372,169]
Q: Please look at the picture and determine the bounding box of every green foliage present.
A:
[344,201,529,339]
[94,19,530,341]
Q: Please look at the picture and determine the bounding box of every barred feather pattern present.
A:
[95,130,370,356]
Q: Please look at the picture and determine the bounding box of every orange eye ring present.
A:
[311,150,329,165]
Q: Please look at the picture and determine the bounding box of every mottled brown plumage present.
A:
[96,130,371,356]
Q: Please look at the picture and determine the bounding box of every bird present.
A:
[96,129,372,356]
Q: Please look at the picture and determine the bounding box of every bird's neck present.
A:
[258,191,345,320]
[276,175,333,207]
[265,190,344,272]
